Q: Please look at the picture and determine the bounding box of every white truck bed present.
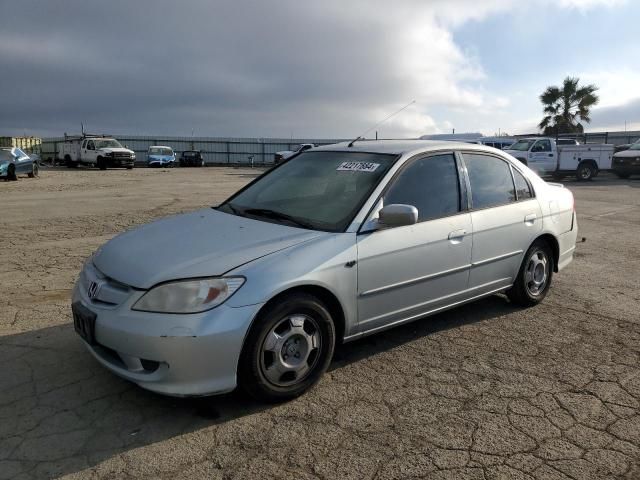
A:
[558,144,613,172]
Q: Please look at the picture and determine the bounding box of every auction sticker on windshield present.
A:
[336,162,380,172]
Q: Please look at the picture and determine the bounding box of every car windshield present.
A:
[149,147,172,155]
[508,140,535,151]
[95,139,123,149]
[219,151,397,232]
[184,151,197,157]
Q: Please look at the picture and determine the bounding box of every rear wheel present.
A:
[28,162,39,178]
[97,157,107,170]
[239,293,335,402]
[507,240,554,307]
[576,162,595,181]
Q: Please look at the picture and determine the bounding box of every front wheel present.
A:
[507,240,554,307]
[238,293,336,402]
[97,157,107,170]
[7,164,17,181]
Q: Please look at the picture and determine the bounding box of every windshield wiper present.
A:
[243,208,316,229]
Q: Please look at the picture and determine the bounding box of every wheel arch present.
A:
[534,233,560,273]
[578,158,598,171]
[244,284,346,347]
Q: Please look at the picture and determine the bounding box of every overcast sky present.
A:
[1,0,638,139]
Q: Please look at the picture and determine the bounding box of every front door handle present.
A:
[524,213,537,224]
[448,229,466,243]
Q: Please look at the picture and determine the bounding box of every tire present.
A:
[65,156,75,168]
[238,293,336,402]
[7,164,17,181]
[97,157,107,170]
[576,163,595,181]
[28,162,39,178]
[507,240,554,307]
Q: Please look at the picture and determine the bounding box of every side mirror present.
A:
[378,204,418,228]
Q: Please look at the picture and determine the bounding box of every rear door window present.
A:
[512,167,533,200]
[463,153,516,209]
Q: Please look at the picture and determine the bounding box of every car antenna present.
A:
[347,100,416,147]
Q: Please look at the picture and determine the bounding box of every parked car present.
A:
[274,143,315,164]
[504,137,613,181]
[73,140,577,402]
[612,141,640,178]
[1,147,38,180]
[179,150,205,167]
[147,146,176,167]
[614,143,635,153]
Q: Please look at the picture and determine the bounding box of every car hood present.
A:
[148,155,174,161]
[100,147,134,154]
[93,208,325,289]
[614,149,640,158]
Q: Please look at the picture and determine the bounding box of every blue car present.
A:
[1,147,38,181]
[147,146,176,168]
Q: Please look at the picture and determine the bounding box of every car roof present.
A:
[312,139,511,157]
[149,145,172,149]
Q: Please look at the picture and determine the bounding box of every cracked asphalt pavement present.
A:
[1,167,639,479]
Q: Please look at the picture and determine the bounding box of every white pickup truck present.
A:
[58,135,135,170]
[504,137,613,181]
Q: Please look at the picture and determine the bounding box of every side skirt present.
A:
[343,284,512,343]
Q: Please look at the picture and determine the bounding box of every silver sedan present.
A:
[72,140,578,401]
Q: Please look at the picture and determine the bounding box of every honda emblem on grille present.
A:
[87,281,100,299]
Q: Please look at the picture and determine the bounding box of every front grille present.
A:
[82,263,132,307]
[114,152,131,158]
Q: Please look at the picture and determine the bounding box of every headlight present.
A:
[132,277,245,313]
[131,153,136,159]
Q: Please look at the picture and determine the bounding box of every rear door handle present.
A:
[448,229,466,243]
[524,213,537,224]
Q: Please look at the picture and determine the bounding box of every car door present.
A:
[14,148,31,174]
[82,140,96,163]
[356,152,472,334]
[529,139,556,173]
[462,153,542,295]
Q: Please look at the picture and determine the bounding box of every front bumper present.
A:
[72,275,263,396]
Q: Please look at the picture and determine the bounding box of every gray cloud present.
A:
[2,0,633,138]
[2,0,508,138]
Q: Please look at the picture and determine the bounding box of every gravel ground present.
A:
[1,167,639,480]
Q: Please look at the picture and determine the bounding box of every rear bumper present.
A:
[557,213,578,272]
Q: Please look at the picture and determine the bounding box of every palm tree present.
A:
[538,77,599,135]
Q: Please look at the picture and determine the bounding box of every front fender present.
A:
[226,232,358,336]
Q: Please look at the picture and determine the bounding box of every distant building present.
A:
[0,136,42,154]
